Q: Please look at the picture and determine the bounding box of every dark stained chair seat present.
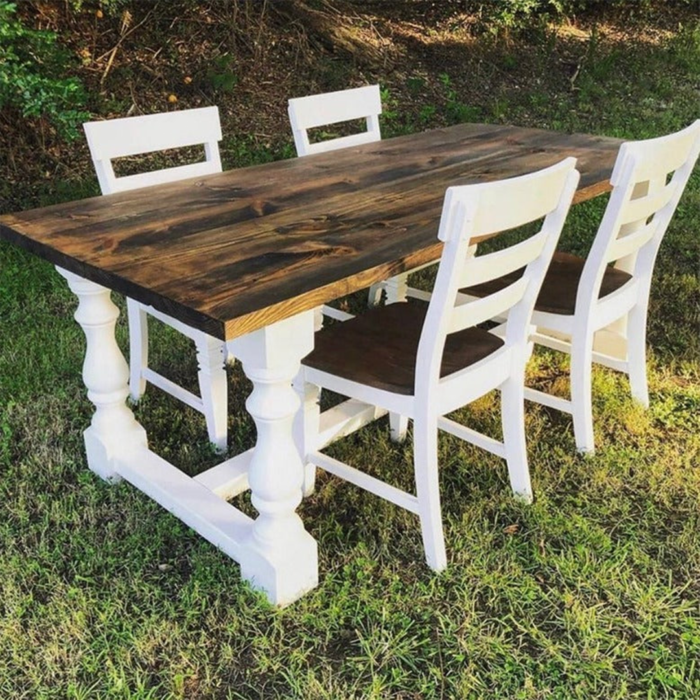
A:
[461,251,633,315]
[302,301,504,396]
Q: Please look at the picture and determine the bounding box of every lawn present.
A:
[1,7,699,699]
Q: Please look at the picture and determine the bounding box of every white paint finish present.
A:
[389,413,410,443]
[384,270,410,439]
[320,307,355,322]
[300,158,580,570]
[294,378,321,497]
[84,108,229,451]
[193,449,252,500]
[56,268,147,482]
[140,367,204,413]
[384,273,409,305]
[317,399,387,450]
[438,416,505,458]
[311,451,420,514]
[61,269,318,606]
[460,233,546,288]
[229,310,319,604]
[451,276,529,331]
[195,334,228,452]
[113,444,310,604]
[525,121,700,453]
[115,446,254,560]
[83,106,222,191]
[367,282,384,308]
[288,85,382,156]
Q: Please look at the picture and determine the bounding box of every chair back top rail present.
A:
[288,85,381,157]
[83,106,222,194]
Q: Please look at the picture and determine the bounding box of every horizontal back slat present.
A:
[459,229,547,288]
[107,160,220,194]
[449,277,528,333]
[288,85,382,131]
[619,180,677,226]
[302,130,380,156]
[606,220,658,263]
[84,106,222,160]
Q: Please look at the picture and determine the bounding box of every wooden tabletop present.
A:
[0,123,621,341]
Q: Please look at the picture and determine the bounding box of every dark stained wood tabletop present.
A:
[0,123,621,340]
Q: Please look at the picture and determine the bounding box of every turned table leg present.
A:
[57,268,146,481]
[229,310,318,606]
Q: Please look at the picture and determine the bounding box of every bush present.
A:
[474,0,700,30]
[0,1,89,140]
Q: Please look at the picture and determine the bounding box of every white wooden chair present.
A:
[288,84,383,158]
[462,121,700,453]
[296,158,580,570]
[83,107,229,451]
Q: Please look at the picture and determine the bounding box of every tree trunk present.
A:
[274,0,390,69]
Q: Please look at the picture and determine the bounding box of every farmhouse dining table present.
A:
[0,122,621,606]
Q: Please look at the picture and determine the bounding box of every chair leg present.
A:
[224,340,236,367]
[314,306,324,332]
[385,273,409,304]
[126,299,148,401]
[195,335,228,452]
[627,305,650,408]
[294,378,321,497]
[501,375,533,502]
[413,414,447,572]
[385,257,412,438]
[367,283,383,308]
[389,413,409,443]
[570,331,595,454]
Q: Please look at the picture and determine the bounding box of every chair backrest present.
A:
[288,85,382,157]
[577,120,700,313]
[83,106,223,195]
[416,158,580,395]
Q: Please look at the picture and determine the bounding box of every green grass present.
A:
[1,17,700,700]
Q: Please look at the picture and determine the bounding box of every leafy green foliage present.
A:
[0,1,88,140]
[64,0,130,15]
[474,0,700,31]
[205,54,239,95]
[439,73,481,124]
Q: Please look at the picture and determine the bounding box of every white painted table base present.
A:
[57,268,395,605]
[58,268,320,606]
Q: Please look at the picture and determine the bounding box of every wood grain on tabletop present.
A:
[0,123,621,340]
